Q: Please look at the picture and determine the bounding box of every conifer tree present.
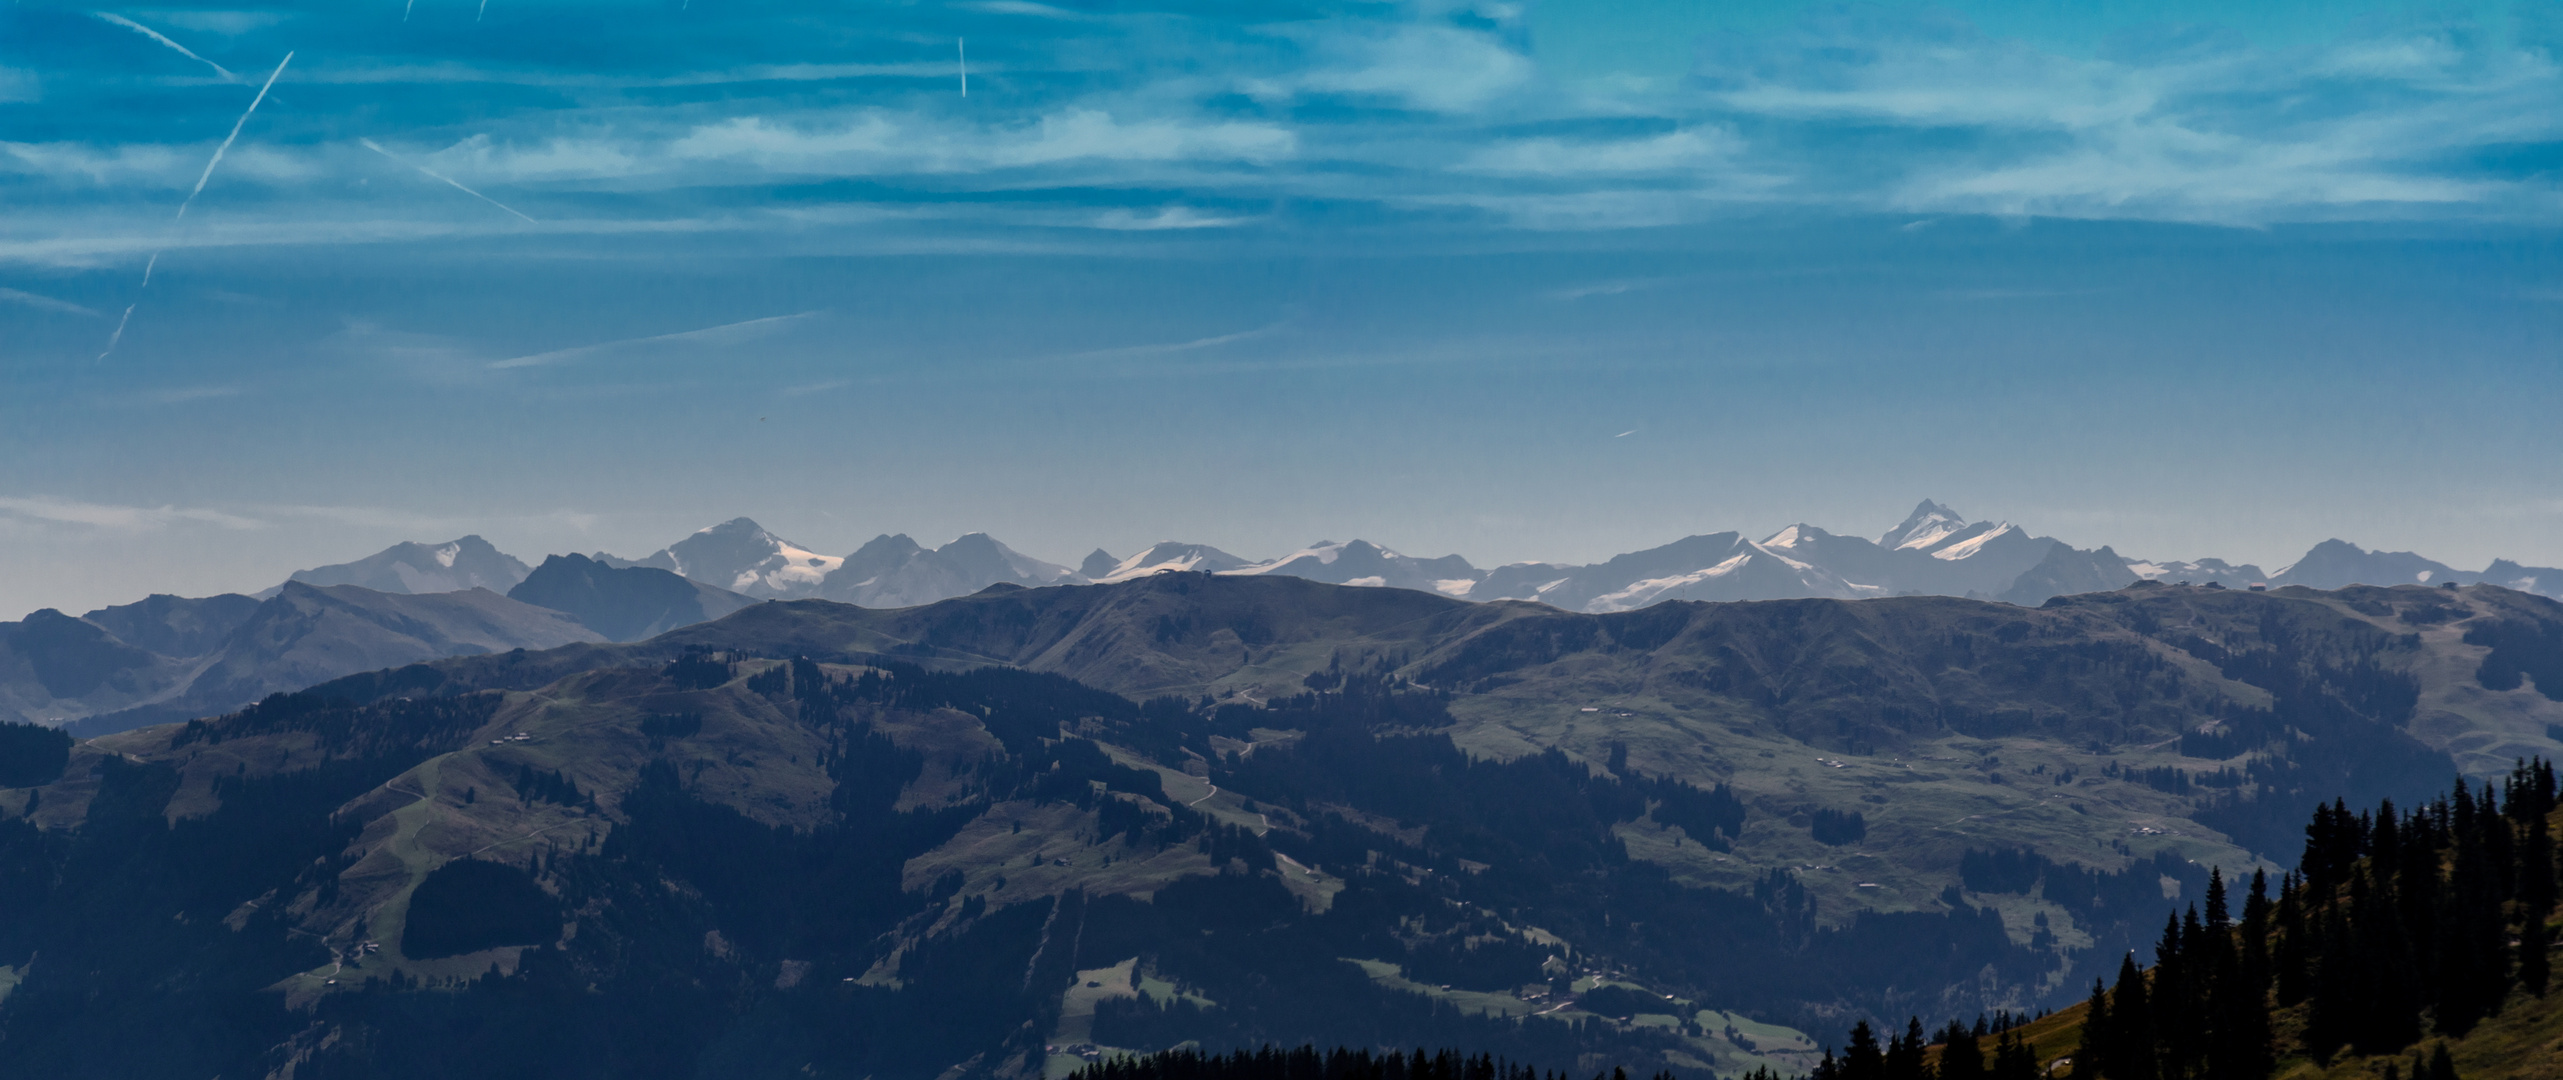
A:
[2426,1043,2457,1080]
[1841,1020,1885,1080]
[1937,1020,1985,1080]
[1990,1031,2038,1080]
[2515,794,2554,997]
[2072,981,2110,1080]
[1883,1018,1929,1080]
[2108,954,2156,1080]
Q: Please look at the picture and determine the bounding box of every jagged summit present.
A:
[1880,499,1970,550]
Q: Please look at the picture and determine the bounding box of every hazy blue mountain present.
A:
[1469,505,2071,610]
[1224,539,1479,595]
[818,532,1080,607]
[77,592,263,658]
[2483,558,2563,597]
[507,554,757,642]
[1999,544,2140,606]
[0,582,604,733]
[1092,542,1254,582]
[1474,532,1765,609]
[283,535,531,595]
[166,584,602,724]
[2122,556,2269,588]
[2269,538,2468,589]
[634,517,843,599]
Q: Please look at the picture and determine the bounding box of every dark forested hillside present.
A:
[0,657,2199,1080]
[0,576,2560,1079]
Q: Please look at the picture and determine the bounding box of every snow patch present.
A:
[1930,524,2016,561]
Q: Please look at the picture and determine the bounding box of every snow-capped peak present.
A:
[1760,524,1814,550]
[1097,542,1250,582]
[1880,500,1969,551]
[650,517,842,598]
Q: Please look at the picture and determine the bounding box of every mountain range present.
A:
[256,499,2563,615]
[5,501,2557,735]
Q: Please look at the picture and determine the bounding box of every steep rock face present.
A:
[286,536,533,595]
[507,554,756,642]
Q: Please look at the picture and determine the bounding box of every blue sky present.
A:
[2,0,2560,616]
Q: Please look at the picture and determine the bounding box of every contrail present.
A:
[359,138,537,223]
[93,13,236,82]
[489,312,823,370]
[96,253,156,361]
[959,37,967,97]
[404,0,417,20]
[174,51,292,222]
[477,0,490,20]
[101,52,289,361]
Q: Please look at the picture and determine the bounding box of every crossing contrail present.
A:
[93,13,236,82]
[174,51,292,222]
[359,138,538,223]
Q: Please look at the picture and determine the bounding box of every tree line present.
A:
[1816,757,2559,1080]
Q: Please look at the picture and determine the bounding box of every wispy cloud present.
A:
[141,385,241,404]
[488,311,825,370]
[1281,23,1535,113]
[1092,205,1253,230]
[0,495,263,531]
[1058,322,1287,362]
[0,286,99,317]
[4,0,2560,263]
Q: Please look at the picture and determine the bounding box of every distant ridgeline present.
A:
[1806,759,2562,1080]
[0,654,2227,1080]
[1066,1046,1674,1080]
